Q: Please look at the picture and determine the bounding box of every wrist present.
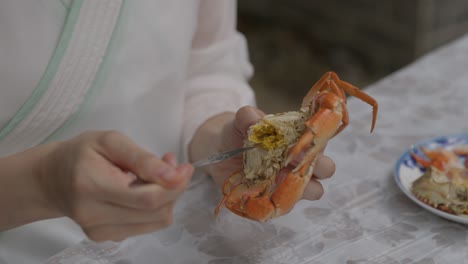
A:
[35,141,65,218]
[0,142,63,230]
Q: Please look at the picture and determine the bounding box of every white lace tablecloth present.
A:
[47,34,468,264]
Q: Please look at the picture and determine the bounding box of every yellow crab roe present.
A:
[248,121,286,150]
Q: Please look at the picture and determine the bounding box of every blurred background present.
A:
[237,0,468,113]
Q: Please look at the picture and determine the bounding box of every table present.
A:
[47,34,468,264]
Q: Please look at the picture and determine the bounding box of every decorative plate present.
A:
[394,133,468,224]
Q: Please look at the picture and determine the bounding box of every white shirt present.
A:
[0,0,255,262]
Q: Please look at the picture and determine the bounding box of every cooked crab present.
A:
[214,71,378,222]
[410,146,468,215]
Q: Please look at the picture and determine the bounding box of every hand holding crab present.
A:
[204,106,336,200]
[190,71,378,222]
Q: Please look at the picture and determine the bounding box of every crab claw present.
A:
[224,179,276,221]
[411,146,463,171]
[410,147,433,168]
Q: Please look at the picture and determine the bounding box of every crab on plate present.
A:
[410,146,468,215]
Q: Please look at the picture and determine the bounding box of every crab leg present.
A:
[329,81,349,136]
[337,80,378,133]
[214,170,244,217]
[271,170,305,214]
[302,72,333,107]
[287,96,344,164]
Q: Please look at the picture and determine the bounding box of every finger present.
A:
[162,152,177,166]
[287,149,335,179]
[104,165,192,210]
[95,131,188,188]
[234,106,265,137]
[71,199,175,227]
[143,160,193,189]
[302,179,324,201]
[88,202,175,226]
[313,155,335,179]
[94,131,149,170]
[107,184,179,211]
[84,208,174,242]
[110,203,175,225]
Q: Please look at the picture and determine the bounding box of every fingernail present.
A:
[162,153,177,167]
[156,165,176,181]
[247,106,263,120]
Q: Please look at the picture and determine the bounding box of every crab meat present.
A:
[244,109,308,180]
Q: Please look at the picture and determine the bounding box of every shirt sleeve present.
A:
[181,0,256,161]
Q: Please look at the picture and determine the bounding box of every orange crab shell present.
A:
[215,71,378,222]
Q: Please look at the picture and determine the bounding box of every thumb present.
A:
[234,106,265,137]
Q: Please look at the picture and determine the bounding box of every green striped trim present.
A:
[43,0,125,143]
[0,0,83,141]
